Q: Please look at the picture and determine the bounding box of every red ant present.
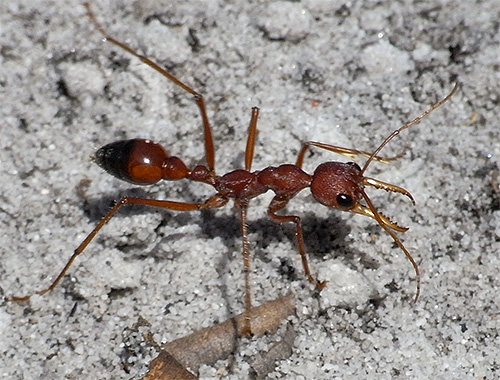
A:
[13,3,458,335]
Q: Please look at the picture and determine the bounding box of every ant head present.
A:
[311,161,413,232]
[311,161,363,210]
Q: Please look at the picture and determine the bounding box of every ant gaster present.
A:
[13,3,458,336]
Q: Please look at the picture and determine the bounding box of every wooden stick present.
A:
[139,293,295,379]
[164,293,295,370]
[141,351,198,380]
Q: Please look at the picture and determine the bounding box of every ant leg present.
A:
[361,82,459,174]
[244,107,260,171]
[267,195,327,289]
[84,3,215,171]
[298,83,459,171]
[236,199,253,336]
[12,194,228,301]
[296,141,399,168]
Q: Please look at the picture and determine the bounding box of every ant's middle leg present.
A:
[84,3,215,171]
[244,107,260,171]
[235,199,254,336]
[266,194,327,289]
[12,194,228,301]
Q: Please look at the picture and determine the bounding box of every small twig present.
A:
[163,293,295,370]
[139,293,295,379]
[250,322,296,378]
[141,351,198,380]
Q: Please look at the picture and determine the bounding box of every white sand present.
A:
[1,1,499,379]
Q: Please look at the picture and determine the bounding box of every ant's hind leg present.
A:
[12,194,228,302]
[84,3,216,171]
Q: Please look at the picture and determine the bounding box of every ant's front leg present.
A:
[266,194,327,290]
[295,141,401,168]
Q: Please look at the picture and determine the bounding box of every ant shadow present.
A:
[80,188,380,301]
[81,187,160,223]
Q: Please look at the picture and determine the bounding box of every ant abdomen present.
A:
[95,138,171,185]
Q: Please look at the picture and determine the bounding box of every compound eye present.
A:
[337,193,354,208]
[346,162,362,171]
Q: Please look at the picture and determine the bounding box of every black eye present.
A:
[346,162,361,171]
[337,193,354,208]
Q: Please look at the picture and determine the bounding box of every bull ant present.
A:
[13,3,458,336]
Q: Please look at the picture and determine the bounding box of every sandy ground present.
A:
[1,1,499,379]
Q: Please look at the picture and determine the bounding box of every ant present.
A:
[13,3,458,336]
